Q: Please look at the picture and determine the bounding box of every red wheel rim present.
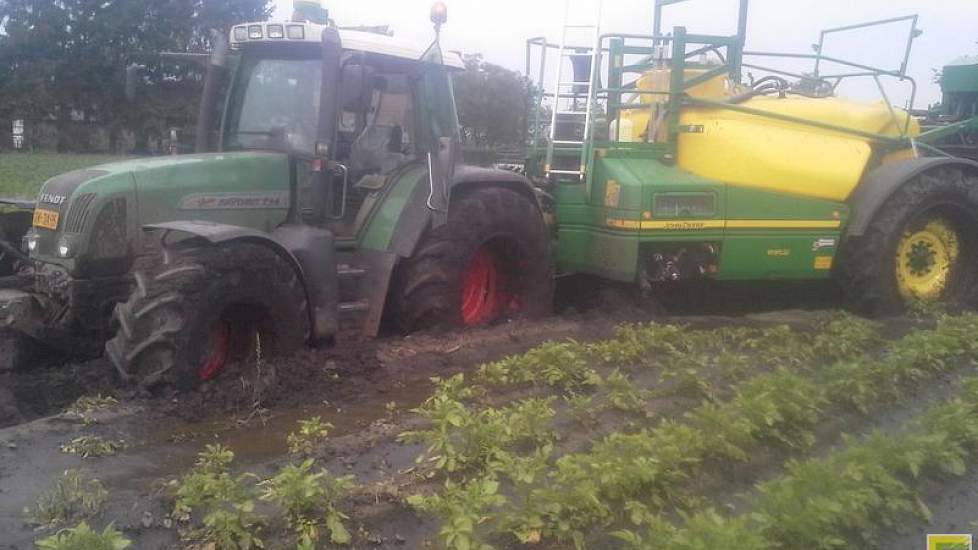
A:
[461,247,506,326]
[199,320,231,381]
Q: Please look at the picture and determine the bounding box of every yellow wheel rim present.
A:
[895,218,959,301]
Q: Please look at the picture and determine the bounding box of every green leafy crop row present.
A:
[479,313,880,403]
[618,377,978,550]
[506,313,978,546]
[405,313,978,549]
[509,368,827,546]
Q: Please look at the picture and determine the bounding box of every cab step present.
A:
[338,300,370,315]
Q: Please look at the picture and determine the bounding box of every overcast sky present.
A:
[272,0,978,107]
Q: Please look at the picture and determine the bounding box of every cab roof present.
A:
[230,21,465,69]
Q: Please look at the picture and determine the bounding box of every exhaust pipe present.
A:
[195,30,230,153]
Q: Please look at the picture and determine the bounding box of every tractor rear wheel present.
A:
[840,167,978,314]
[105,236,310,392]
[393,186,553,331]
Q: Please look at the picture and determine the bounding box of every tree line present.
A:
[0,1,537,154]
[0,0,272,152]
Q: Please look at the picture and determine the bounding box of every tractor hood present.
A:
[30,151,291,274]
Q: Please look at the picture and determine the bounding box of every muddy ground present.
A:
[0,280,972,549]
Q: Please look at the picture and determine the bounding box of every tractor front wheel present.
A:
[393,186,553,332]
[840,167,978,314]
[106,236,310,392]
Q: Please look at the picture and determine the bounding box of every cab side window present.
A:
[343,73,416,177]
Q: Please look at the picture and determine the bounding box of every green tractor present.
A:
[522,0,978,314]
[0,2,553,386]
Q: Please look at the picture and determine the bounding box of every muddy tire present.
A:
[393,186,553,332]
[839,166,978,314]
[105,236,310,392]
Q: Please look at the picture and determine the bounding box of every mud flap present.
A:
[272,224,339,341]
[356,249,398,337]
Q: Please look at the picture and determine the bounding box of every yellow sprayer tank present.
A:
[618,68,920,202]
[615,67,730,143]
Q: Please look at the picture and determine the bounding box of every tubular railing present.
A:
[525,13,961,184]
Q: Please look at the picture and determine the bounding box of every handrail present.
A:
[745,50,907,80]
[523,12,926,183]
[814,14,919,78]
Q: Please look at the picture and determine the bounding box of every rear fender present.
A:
[354,165,543,337]
[388,165,542,258]
[143,221,336,340]
[846,157,978,237]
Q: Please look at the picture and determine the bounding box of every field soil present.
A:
[0,281,975,549]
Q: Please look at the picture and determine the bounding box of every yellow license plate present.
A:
[33,208,60,230]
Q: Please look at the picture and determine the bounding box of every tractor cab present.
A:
[221,17,464,237]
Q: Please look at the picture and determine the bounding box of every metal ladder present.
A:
[545,0,604,181]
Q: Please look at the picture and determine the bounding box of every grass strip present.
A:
[0,153,125,197]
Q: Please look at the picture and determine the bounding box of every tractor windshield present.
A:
[224,55,322,155]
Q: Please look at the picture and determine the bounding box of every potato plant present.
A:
[600,370,648,413]
[287,416,333,456]
[259,458,356,547]
[407,476,507,550]
[478,342,600,390]
[34,522,131,550]
[172,445,262,550]
[60,435,121,458]
[399,376,556,474]
[27,470,108,529]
